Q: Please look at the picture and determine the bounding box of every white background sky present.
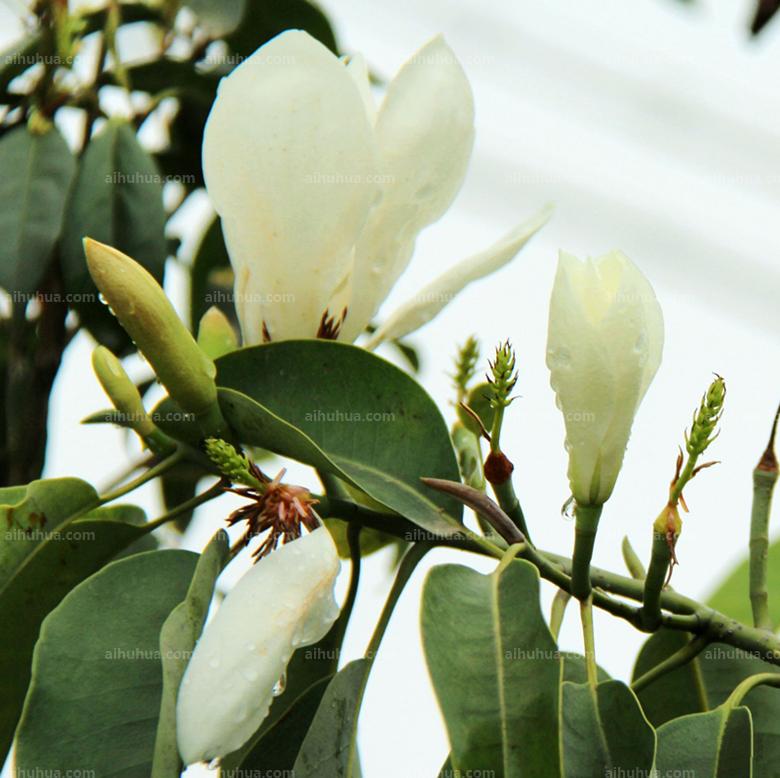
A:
[2,0,780,775]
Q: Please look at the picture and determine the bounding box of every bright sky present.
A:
[3,0,780,775]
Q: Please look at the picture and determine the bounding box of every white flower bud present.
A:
[546,250,664,506]
[176,527,341,765]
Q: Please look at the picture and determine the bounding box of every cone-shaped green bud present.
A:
[686,375,726,457]
[488,340,517,409]
[204,438,263,488]
[197,307,238,360]
[452,336,480,402]
[91,346,174,454]
[84,239,225,435]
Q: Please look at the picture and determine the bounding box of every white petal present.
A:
[365,206,552,347]
[176,527,341,764]
[340,35,475,341]
[202,30,379,342]
[344,52,376,125]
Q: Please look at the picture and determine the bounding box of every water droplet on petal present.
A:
[207,757,221,771]
[246,642,257,653]
[242,666,259,682]
[272,672,287,697]
[208,656,220,669]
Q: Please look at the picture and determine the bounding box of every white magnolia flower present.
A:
[546,250,664,506]
[176,527,341,765]
[202,29,550,345]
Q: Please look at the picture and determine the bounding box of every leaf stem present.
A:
[98,450,184,504]
[145,480,224,531]
[491,477,531,543]
[580,595,598,690]
[550,589,571,642]
[631,633,710,692]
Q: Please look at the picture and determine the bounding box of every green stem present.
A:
[640,531,672,630]
[491,477,531,542]
[749,459,778,630]
[99,450,183,504]
[571,502,603,600]
[329,523,362,649]
[631,633,710,692]
[365,542,432,664]
[580,595,598,690]
[725,672,780,710]
[550,589,571,642]
[145,480,223,531]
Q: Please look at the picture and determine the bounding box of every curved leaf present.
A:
[0,125,75,295]
[215,341,463,535]
[292,659,369,777]
[421,559,561,777]
[656,705,753,777]
[0,479,155,759]
[15,550,198,777]
[561,680,655,777]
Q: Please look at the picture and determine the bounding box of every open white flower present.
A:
[546,250,664,506]
[202,29,549,345]
[176,527,341,765]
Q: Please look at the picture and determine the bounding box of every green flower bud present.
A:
[197,306,238,360]
[686,375,726,457]
[488,340,517,409]
[204,438,263,488]
[92,346,175,454]
[84,239,224,434]
[452,335,480,402]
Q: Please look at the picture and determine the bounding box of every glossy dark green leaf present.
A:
[561,652,610,684]
[655,704,753,777]
[0,479,154,759]
[60,119,167,352]
[707,538,780,629]
[215,341,463,536]
[152,531,229,778]
[15,550,197,777]
[561,680,655,778]
[0,125,75,295]
[421,560,561,777]
[226,0,338,57]
[292,659,369,777]
[189,216,232,329]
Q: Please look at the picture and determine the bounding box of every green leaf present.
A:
[707,538,780,629]
[421,559,561,776]
[655,704,753,777]
[560,680,656,777]
[15,550,198,777]
[226,0,338,57]
[189,216,232,329]
[60,118,167,352]
[152,531,229,778]
[0,479,154,759]
[633,634,780,776]
[187,0,246,35]
[292,659,370,777]
[214,341,464,536]
[0,125,75,295]
[632,629,708,726]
